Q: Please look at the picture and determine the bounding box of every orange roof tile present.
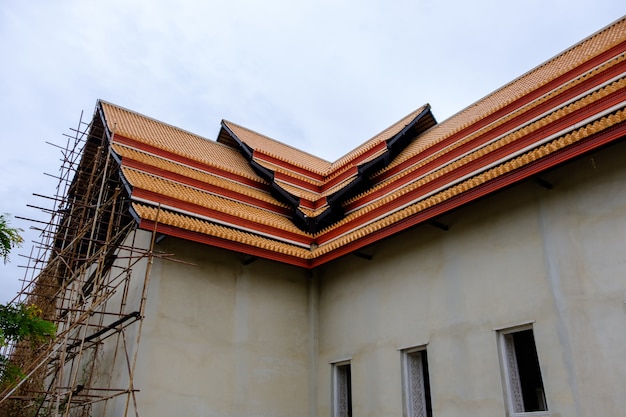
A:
[102,101,260,181]
[330,105,430,171]
[132,203,313,260]
[386,17,626,172]
[121,167,311,240]
[350,74,626,211]
[222,120,332,175]
[112,143,282,208]
[93,16,626,267]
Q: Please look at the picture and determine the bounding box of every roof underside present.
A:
[96,17,626,268]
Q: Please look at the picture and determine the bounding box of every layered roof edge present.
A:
[95,16,626,268]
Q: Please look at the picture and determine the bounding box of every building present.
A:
[3,16,625,417]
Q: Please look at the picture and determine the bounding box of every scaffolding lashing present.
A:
[0,109,158,417]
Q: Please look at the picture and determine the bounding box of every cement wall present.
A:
[92,140,626,417]
[89,229,153,417]
[133,236,312,417]
[316,140,626,417]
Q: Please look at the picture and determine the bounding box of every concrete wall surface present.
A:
[134,236,312,417]
[92,140,626,417]
[316,140,626,417]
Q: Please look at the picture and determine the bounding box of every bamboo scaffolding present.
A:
[0,109,160,417]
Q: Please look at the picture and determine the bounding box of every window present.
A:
[332,361,352,417]
[498,325,548,416]
[401,347,432,417]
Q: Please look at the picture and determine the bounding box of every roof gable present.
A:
[95,16,626,268]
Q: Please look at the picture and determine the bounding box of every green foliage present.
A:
[0,214,56,386]
[0,355,24,384]
[0,303,56,384]
[0,214,24,264]
[0,304,56,347]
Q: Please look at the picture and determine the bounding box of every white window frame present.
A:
[401,345,431,417]
[332,360,352,417]
[497,324,549,417]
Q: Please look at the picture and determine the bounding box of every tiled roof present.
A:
[220,120,332,176]
[111,143,280,207]
[96,16,626,268]
[121,168,303,236]
[330,106,431,171]
[101,102,261,181]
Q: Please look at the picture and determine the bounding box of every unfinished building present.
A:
[1,16,626,417]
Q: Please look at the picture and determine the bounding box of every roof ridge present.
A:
[222,119,333,164]
[329,104,431,172]
[223,105,432,176]
[99,99,237,152]
[434,16,626,130]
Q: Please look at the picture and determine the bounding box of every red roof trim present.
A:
[113,135,265,189]
[132,188,312,245]
[314,197,328,209]
[298,199,314,209]
[324,93,625,243]
[298,197,329,210]
[253,150,325,182]
[121,159,291,216]
[274,171,322,193]
[379,55,626,182]
[351,84,626,214]
[323,141,388,188]
[311,120,626,267]
[466,40,626,138]
[322,166,359,192]
[139,220,312,268]
[136,120,626,269]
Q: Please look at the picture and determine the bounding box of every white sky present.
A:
[0,1,624,302]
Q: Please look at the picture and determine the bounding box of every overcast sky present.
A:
[0,1,624,303]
